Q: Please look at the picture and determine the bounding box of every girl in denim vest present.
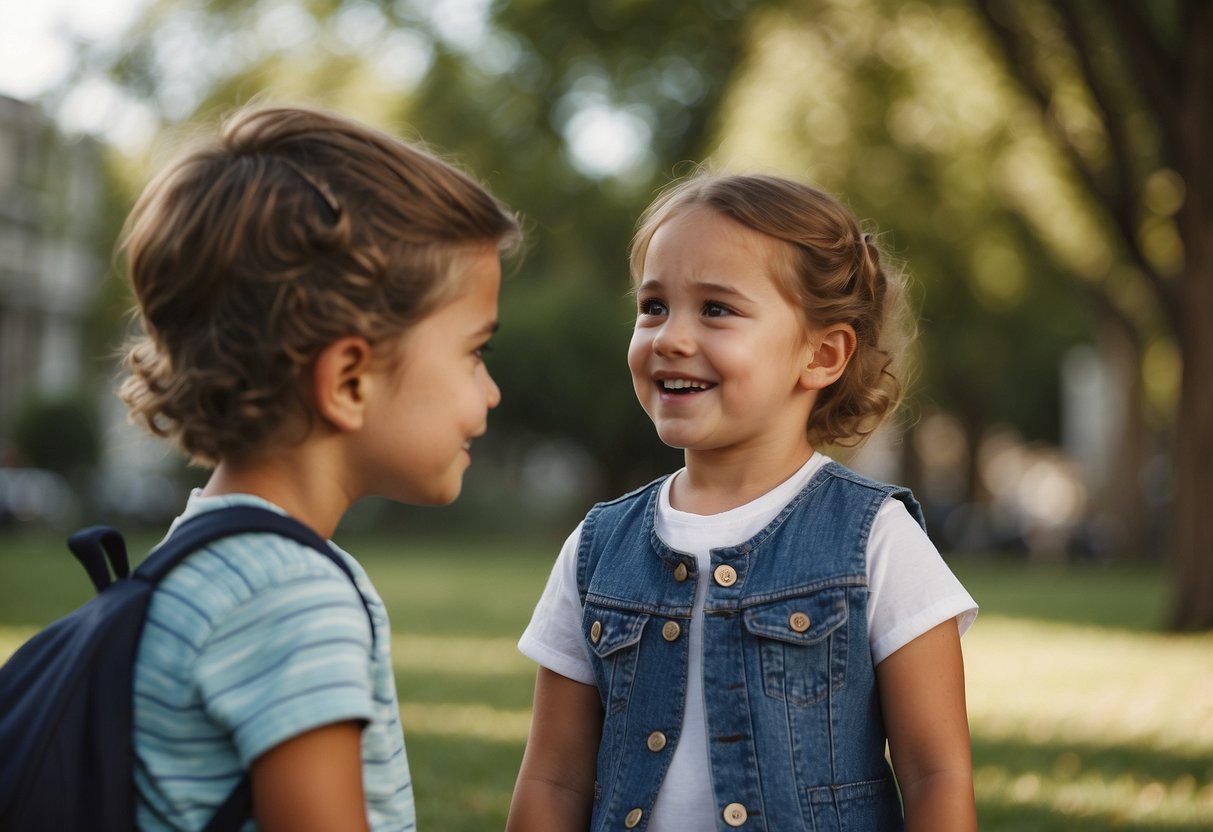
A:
[508,173,978,832]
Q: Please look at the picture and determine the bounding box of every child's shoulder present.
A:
[145,502,368,649]
[593,474,670,510]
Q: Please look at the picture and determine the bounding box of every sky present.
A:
[0,0,147,101]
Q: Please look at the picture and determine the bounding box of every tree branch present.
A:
[1103,0,1183,154]
[1052,0,1134,203]
[972,0,1179,331]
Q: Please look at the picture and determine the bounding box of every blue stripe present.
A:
[143,616,202,652]
[235,681,367,730]
[364,745,405,765]
[203,546,256,593]
[134,689,202,712]
[156,586,216,626]
[208,598,366,648]
[158,770,243,784]
[134,725,230,746]
[208,637,369,698]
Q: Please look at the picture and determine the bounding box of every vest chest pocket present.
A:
[742,588,850,707]
[583,604,649,714]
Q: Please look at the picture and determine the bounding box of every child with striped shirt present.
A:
[119,104,519,830]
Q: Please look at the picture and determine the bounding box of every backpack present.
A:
[0,505,376,832]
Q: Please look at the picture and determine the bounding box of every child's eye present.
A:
[638,298,668,317]
[703,301,734,318]
[475,341,494,359]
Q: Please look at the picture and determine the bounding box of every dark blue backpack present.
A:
[0,505,375,832]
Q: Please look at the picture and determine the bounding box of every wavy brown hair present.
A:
[629,172,914,447]
[118,104,520,465]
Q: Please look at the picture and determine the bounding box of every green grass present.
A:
[3,531,1211,830]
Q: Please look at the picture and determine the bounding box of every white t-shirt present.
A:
[518,453,977,832]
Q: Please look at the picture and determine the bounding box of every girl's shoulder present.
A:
[593,473,671,510]
[146,529,368,653]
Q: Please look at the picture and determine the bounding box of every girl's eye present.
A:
[475,341,494,359]
[638,298,668,316]
[703,301,733,317]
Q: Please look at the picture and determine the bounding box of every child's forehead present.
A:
[644,207,793,275]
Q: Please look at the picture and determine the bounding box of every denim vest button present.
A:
[624,807,643,828]
[673,562,689,582]
[646,730,667,752]
[723,802,748,826]
[590,620,602,643]
[661,620,681,641]
[713,564,737,587]
[788,611,811,632]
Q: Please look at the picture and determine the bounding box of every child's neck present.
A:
[201,449,351,540]
[672,444,816,516]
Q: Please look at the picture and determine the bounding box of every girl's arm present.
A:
[250,720,370,832]
[507,667,604,831]
[877,619,978,832]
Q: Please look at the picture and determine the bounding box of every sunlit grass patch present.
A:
[974,764,1213,830]
[392,633,533,677]
[966,616,1213,753]
[400,701,531,744]
[966,616,1213,829]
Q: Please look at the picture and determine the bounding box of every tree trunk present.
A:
[1101,321,1151,560]
[1170,219,1213,630]
[1169,0,1213,630]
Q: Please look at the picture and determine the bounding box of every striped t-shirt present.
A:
[132,492,414,830]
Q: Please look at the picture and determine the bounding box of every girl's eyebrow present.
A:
[636,278,749,301]
[473,321,499,338]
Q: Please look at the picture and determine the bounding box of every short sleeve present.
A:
[866,498,978,666]
[195,565,375,766]
[518,523,597,685]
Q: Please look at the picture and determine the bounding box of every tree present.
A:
[75,0,760,501]
[711,0,1103,546]
[968,0,1212,629]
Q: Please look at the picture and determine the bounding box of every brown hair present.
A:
[119,104,520,465]
[629,172,914,446]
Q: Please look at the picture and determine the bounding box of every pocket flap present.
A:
[742,588,848,646]
[584,605,650,658]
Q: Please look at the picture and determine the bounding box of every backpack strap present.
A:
[136,504,376,643]
[137,505,378,832]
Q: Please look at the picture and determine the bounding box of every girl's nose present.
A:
[484,369,502,409]
[652,315,695,357]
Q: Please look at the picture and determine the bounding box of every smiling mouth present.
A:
[659,378,716,395]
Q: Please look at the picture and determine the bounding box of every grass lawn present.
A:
[2,529,1211,830]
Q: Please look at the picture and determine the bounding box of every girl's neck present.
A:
[201,441,353,539]
[672,442,816,516]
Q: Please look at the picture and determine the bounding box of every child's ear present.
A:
[800,323,857,391]
[313,336,375,432]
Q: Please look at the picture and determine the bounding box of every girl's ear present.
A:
[800,323,857,391]
[313,336,375,432]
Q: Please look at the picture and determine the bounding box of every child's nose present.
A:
[484,370,502,409]
[652,315,695,357]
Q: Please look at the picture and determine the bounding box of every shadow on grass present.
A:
[972,734,1213,831]
[973,734,1213,784]
[951,559,1171,633]
[407,733,523,832]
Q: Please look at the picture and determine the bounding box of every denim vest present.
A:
[576,461,923,832]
